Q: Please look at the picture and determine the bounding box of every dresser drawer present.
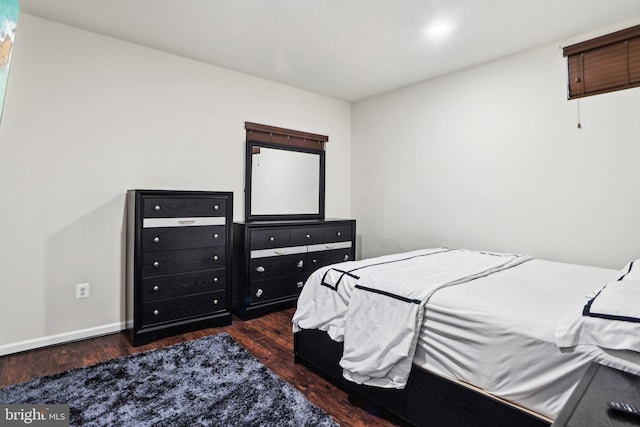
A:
[249,253,307,281]
[323,224,352,242]
[290,226,323,245]
[142,217,225,228]
[307,247,353,271]
[142,270,226,302]
[143,197,227,218]
[248,276,307,305]
[142,225,226,252]
[308,240,353,253]
[143,247,226,276]
[142,290,226,325]
[250,228,291,249]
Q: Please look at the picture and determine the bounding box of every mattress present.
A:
[417,258,640,418]
[293,250,640,419]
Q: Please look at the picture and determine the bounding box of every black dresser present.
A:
[126,190,233,346]
[232,219,356,320]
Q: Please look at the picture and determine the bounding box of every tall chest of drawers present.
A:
[232,219,356,320]
[126,190,233,346]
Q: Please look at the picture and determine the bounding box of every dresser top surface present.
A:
[235,218,354,227]
[129,189,233,196]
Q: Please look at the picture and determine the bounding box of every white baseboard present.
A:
[0,322,126,357]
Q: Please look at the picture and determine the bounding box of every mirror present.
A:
[245,141,325,221]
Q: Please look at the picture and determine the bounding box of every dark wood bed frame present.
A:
[294,328,552,427]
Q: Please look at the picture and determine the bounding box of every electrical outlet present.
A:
[76,283,90,299]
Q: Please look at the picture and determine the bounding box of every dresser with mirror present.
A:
[232,123,356,320]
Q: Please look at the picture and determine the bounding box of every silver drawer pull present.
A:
[213,233,219,239]
[213,277,219,283]
[344,255,350,261]
[256,266,265,273]
[213,299,219,305]
[153,261,159,268]
[274,249,287,255]
[153,309,159,316]
[325,244,336,250]
[153,285,159,292]
[213,255,219,261]
[297,281,304,288]
[297,260,304,268]
[305,234,311,239]
[336,231,342,236]
[269,236,275,242]
[256,289,263,298]
[312,259,317,264]
[179,220,196,225]
[153,236,160,243]
[213,204,219,210]
[154,205,161,211]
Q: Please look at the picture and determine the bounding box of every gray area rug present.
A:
[0,333,338,426]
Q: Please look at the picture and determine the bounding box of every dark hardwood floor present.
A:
[0,308,400,426]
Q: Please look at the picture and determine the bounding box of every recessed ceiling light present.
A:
[424,19,456,39]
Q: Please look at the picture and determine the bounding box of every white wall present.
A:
[0,14,351,354]
[352,18,640,270]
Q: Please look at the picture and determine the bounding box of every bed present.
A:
[292,248,640,426]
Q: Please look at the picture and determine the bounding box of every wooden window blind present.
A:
[563,24,640,99]
[245,122,328,151]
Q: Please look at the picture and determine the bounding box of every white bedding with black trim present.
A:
[556,258,640,352]
[293,248,531,388]
[293,250,640,419]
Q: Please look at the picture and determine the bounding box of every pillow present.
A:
[618,259,640,281]
[583,280,640,322]
[555,280,640,352]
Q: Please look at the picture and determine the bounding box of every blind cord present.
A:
[576,99,582,129]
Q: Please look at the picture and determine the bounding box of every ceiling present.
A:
[18,0,640,102]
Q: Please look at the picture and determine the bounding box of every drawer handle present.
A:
[179,220,196,225]
[305,234,311,239]
[154,205,161,211]
[213,277,219,283]
[344,255,350,261]
[153,309,159,316]
[153,285,159,292]
[213,233,219,239]
[256,289,263,298]
[213,204,219,210]
[297,281,304,288]
[312,259,317,264]
[269,236,275,242]
[213,255,219,262]
[153,261,159,268]
[274,249,288,255]
[325,244,336,250]
[153,236,160,243]
[297,260,304,268]
[213,299,219,305]
[336,231,342,236]
[256,266,265,273]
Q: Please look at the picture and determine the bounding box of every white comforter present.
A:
[292,248,531,388]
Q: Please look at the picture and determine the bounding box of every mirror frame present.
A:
[245,140,326,221]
